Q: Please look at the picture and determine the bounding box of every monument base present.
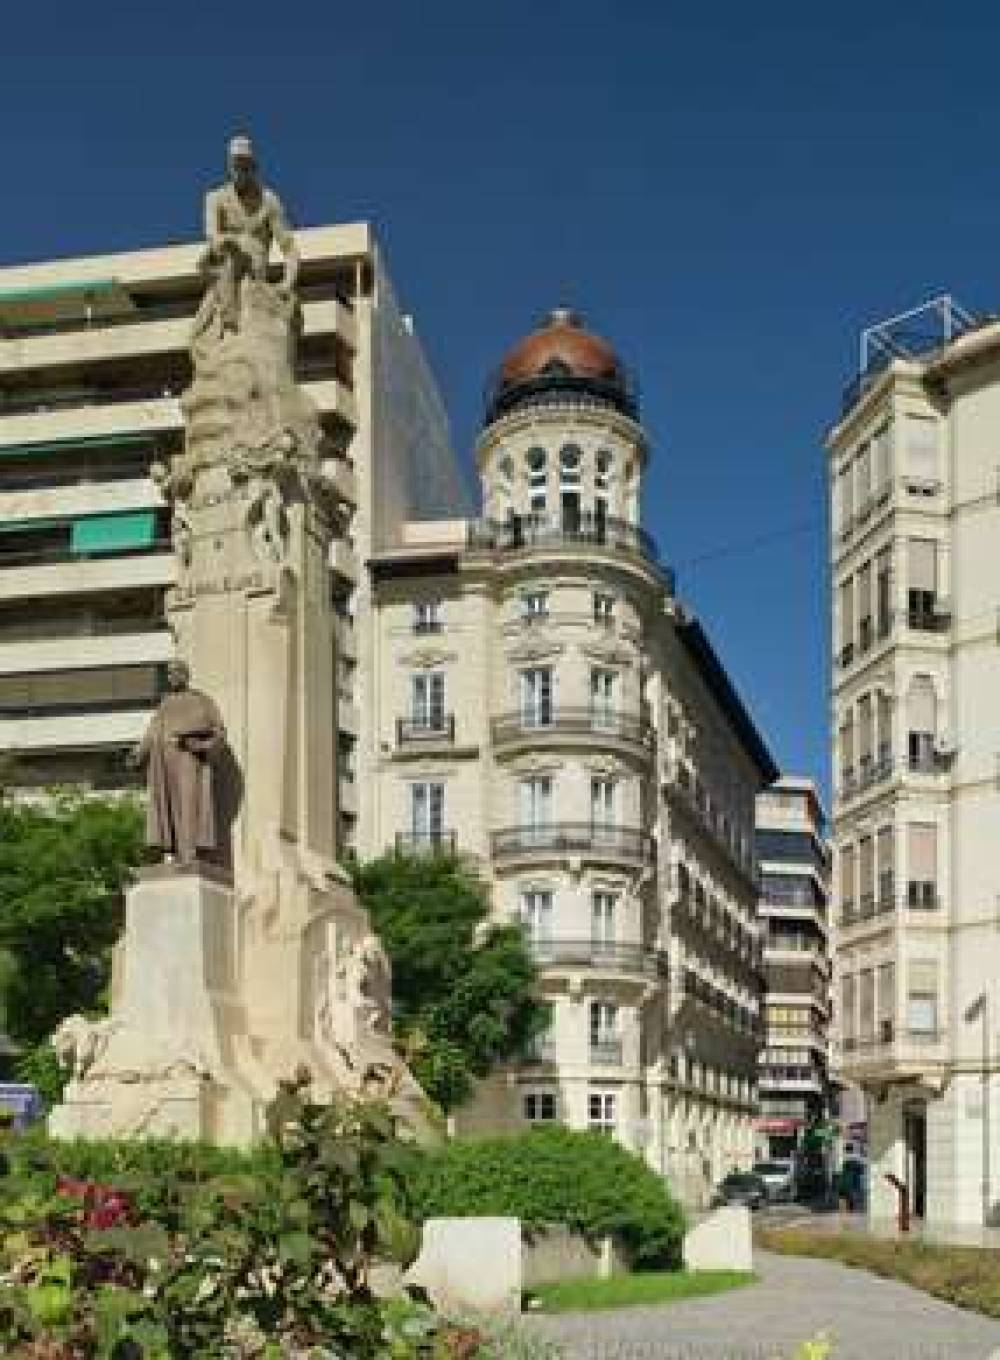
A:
[49,863,435,1146]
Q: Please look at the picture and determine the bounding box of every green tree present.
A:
[351,851,545,1113]
[0,793,145,1049]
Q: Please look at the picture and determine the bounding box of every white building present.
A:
[828,296,1000,1227]
[364,308,777,1206]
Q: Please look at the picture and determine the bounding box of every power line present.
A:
[675,517,824,572]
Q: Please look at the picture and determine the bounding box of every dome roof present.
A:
[484,308,637,425]
[499,308,622,386]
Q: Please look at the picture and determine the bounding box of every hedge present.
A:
[407,1125,686,1267]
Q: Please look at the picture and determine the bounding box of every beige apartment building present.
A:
[754,778,831,1163]
[829,296,1000,1227]
[0,226,467,854]
[362,309,777,1205]
[0,231,779,1207]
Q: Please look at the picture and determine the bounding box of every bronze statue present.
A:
[193,133,299,341]
[129,659,226,865]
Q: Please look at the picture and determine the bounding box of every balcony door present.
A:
[591,891,617,957]
[590,668,616,730]
[520,776,553,846]
[590,777,616,838]
[521,889,553,950]
[589,1000,619,1063]
[521,667,553,730]
[410,781,444,846]
[411,671,445,733]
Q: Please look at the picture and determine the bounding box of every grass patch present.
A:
[527,1269,756,1313]
[757,1227,1000,1319]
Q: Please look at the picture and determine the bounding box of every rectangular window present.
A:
[856,442,871,515]
[840,711,855,790]
[859,835,874,913]
[841,974,856,1043]
[591,891,617,952]
[520,667,553,727]
[857,562,872,651]
[521,590,549,621]
[907,960,939,1034]
[589,1001,619,1060]
[876,547,893,637]
[877,691,893,770]
[590,777,616,829]
[588,1091,617,1136]
[904,415,939,489]
[838,465,854,537]
[590,668,616,725]
[523,1091,557,1122]
[907,823,938,908]
[411,672,445,730]
[859,968,875,1039]
[410,782,444,843]
[413,600,442,633]
[878,962,895,1043]
[520,776,553,836]
[521,889,553,946]
[839,577,855,663]
[907,539,938,627]
[873,423,893,497]
[877,825,895,908]
[858,695,873,776]
[593,591,615,625]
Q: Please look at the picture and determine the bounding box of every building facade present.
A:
[0,227,467,858]
[754,778,832,1163]
[363,309,777,1207]
[828,297,1000,1226]
[0,233,781,1209]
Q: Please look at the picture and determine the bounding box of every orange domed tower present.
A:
[476,308,648,540]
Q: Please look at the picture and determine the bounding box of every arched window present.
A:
[596,449,612,491]
[526,447,547,516]
[559,444,582,487]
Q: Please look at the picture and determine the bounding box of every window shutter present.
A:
[908,823,938,879]
[905,416,938,482]
[908,677,936,733]
[908,538,938,592]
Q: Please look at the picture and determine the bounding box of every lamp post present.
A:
[964,992,990,1226]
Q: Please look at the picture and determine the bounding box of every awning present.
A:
[0,433,154,460]
[0,277,136,330]
[70,511,156,555]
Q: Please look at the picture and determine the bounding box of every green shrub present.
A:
[408,1125,685,1268]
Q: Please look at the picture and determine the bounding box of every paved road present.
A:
[526,1250,1000,1359]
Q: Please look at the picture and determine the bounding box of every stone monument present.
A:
[50,136,430,1144]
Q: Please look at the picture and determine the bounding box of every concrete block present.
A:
[407,1217,521,1312]
[682,1205,753,1272]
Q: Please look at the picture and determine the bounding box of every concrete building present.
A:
[0,226,467,858]
[0,233,779,1207]
[754,777,832,1162]
[828,295,1000,1227]
[363,309,777,1207]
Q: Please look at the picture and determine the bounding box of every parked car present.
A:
[752,1158,796,1202]
[710,1171,767,1211]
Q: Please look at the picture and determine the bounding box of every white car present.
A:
[752,1159,795,1202]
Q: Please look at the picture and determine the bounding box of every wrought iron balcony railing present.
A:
[525,937,668,978]
[490,822,655,864]
[394,830,457,855]
[491,707,652,748]
[396,715,456,746]
[467,512,665,577]
[589,1038,624,1066]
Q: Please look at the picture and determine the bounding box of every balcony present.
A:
[527,937,668,980]
[662,766,758,892]
[395,715,456,749]
[491,707,652,758]
[490,822,655,868]
[394,830,457,855]
[907,599,951,633]
[589,1038,624,1066]
[466,512,668,582]
[839,1025,946,1074]
[681,968,759,1037]
[906,880,940,911]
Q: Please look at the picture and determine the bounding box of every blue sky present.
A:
[3,1,999,797]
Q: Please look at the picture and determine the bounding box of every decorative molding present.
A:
[508,754,562,776]
[580,643,635,668]
[398,647,460,669]
[505,641,566,665]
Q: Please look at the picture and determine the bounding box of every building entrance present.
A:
[904,1105,927,1219]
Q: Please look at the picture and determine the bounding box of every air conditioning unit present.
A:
[933,735,957,766]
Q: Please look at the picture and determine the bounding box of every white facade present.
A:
[365,311,777,1208]
[828,303,1000,1226]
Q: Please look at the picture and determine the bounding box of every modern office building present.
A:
[828,295,1000,1226]
[754,777,832,1162]
[0,231,780,1207]
[363,308,777,1206]
[0,226,467,856]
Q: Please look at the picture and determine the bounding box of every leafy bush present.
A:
[408,1125,685,1268]
[0,1072,498,1358]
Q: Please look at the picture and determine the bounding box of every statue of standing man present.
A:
[193,133,299,342]
[129,659,227,866]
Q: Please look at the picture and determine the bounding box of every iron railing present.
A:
[467,512,663,573]
[491,707,652,747]
[490,822,655,864]
[525,937,668,977]
[396,715,456,746]
[394,831,457,855]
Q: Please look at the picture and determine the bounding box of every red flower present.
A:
[55,1178,134,1229]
